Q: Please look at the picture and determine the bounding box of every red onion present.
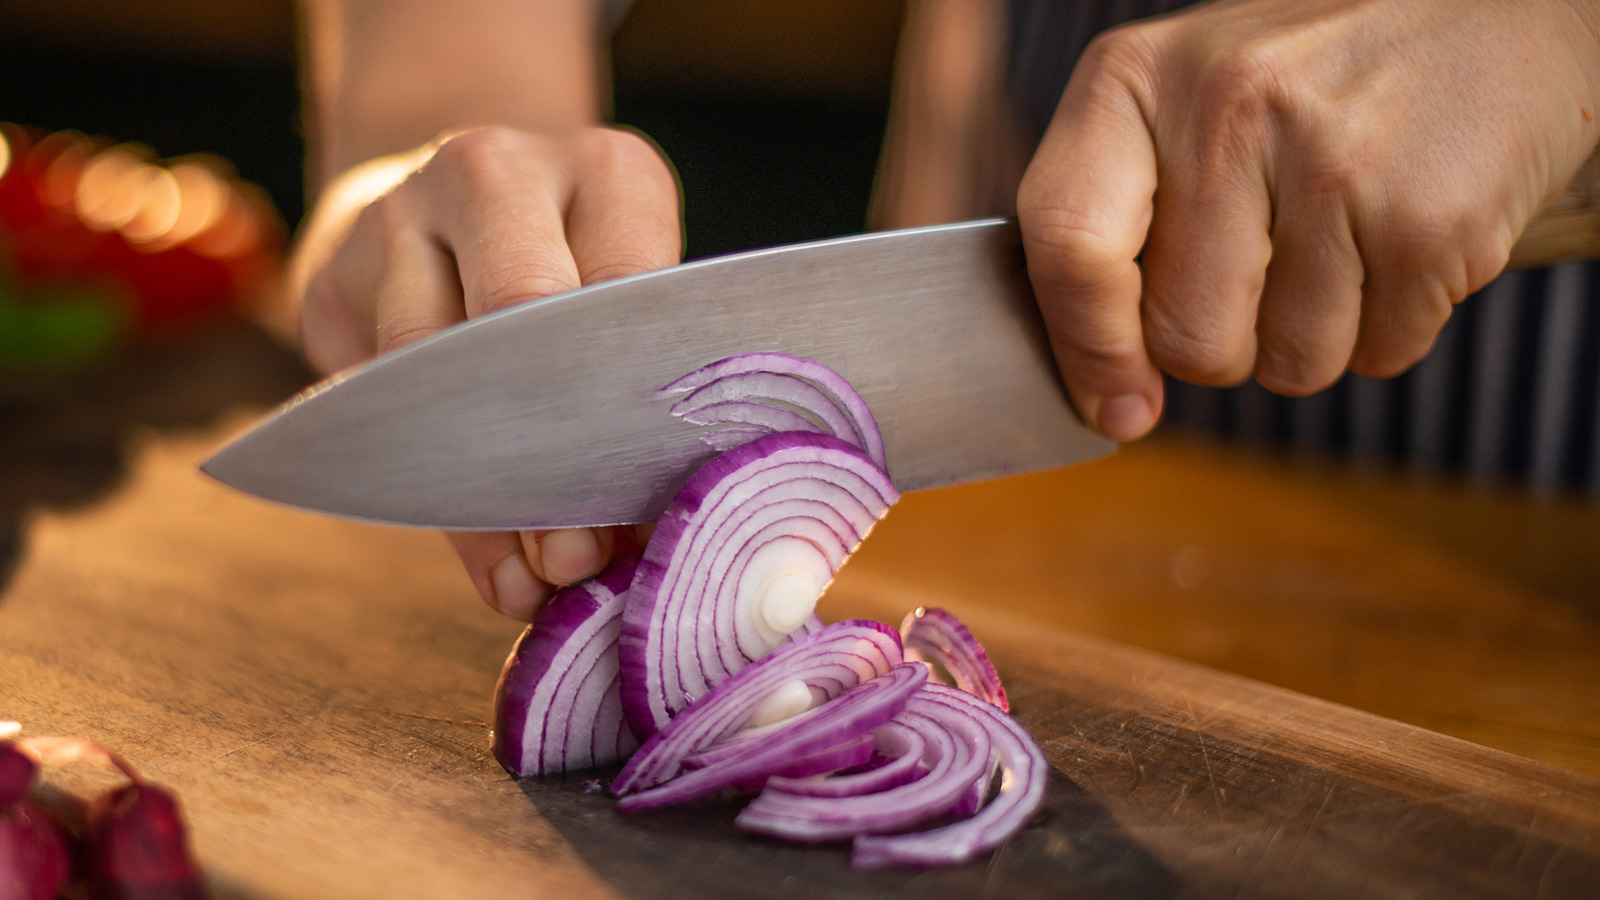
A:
[616,663,927,812]
[614,619,904,794]
[483,353,1054,868]
[759,723,928,799]
[725,733,876,794]
[0,802,72,900]
[84,782,205,900]
[735,691,992,842]
[851,685,1048,869]
[1,741,72,900]
[659,352,888,470]
[618,432,899,739]
[900,607,1009,712]
[492,559,641,777]
[1,740,36,809]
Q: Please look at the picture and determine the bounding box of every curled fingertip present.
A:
[534,527,605,586]
[489,552,550,620]
[1096,392,1158,442]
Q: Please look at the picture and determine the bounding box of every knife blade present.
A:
[202,218,1116,529]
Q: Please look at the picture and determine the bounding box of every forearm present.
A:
[302,0,607,187]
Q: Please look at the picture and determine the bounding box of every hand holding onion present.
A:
[1018,0,1600,441]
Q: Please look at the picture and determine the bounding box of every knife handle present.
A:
[1512,145,1600,267]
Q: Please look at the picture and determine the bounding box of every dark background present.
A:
[0,0,907,257]
[0,0,907,584]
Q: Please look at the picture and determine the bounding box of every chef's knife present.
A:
[202,218,1116,529]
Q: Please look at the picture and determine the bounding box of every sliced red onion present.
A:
[616,663,927,812]
[0,802,72,900]
[619,433,898,739]
[659,353,888,471]
[735,692,991,842]
[900,607,1009,712]
[492,559,640,776]
[852,684,1048,869]
[727,733,876,794]
[613,620,904,794]
[759,723,928,799]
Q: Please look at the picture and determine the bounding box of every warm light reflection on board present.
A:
[0,130,11,181]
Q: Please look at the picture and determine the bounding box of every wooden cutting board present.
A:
[2,423,1597,899]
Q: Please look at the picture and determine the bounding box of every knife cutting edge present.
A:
[201,218,1116,530]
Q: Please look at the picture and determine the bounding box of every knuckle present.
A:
[581,251,665,285]
[1143,303,1252,384]
[1195,42,1286,125]
[374,312,450,355]
[1080,25,1162,91]
[1253,345,1342,396]
[471,253,579,312]
[427,125,534,191]
[1019,204,1136,284]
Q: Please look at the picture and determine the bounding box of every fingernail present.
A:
[1097,393,1154,441]
[540,528,603,585]
[490,554,544,618]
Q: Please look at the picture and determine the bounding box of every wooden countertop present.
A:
[2,409,1598,897]
[846,436,1600,779]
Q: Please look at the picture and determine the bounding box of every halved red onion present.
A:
[619,433,899,739]
[900,607,1009,712]
[617,663,927,812]
[613,619,904,795]
[852,684,1048,869]
[735,690,992,842]
[492,559,640,776]
[659,353,888,471]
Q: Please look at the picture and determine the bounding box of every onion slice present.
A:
[735,692,992,842]
[852,684,1048,869]
[659,353,887,471]
[900,607,1009,712]
[493,559,640,776]
[759,723,928,799]
[617,663,927,812]
[619,432,899,739]
[613,619,904,795]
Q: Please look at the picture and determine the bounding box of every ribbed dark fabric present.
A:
[1006,0,1600,494]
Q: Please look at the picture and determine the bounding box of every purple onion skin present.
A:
[1,801,73,900]
[900,608,1009,713]
[492,558,640,777]
[84,783,206,900]
[619,432,898,741]
[852,685,1048,869]
[0,742,38,810]
[727,733,876,794]
[615,620,904,795]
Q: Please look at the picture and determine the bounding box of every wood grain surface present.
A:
[3,422,1599,898]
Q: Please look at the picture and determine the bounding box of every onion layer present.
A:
[900,607,1009,712]
[852,685,1048,869]
[660,352,888,470]
[617,663,927,812]
[614,619,904,794]
[619,432,898,739]
[492,559,640,776]
[735,691,992,842]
